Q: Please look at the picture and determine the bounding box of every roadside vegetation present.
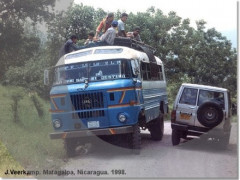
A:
[0,85,65,177]
[0,141,24,177]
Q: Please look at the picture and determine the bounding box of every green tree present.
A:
[46,3,107,66]
[166,19,237,96]
[0,0,56,79]
[5,47,51,98]
[126,8,182,61]
[3,3,236,102]
[125,8,236,98]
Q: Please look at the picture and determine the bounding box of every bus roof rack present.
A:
[114,37,156,54]
[114,37,157,63]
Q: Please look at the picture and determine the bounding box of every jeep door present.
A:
[176,87,198,126]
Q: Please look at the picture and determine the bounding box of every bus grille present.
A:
[70,92,104,110]
[72,110,105,119]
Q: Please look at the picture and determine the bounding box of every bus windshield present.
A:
[53,59,131,86]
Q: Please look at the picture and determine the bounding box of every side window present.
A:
[158,65,163,80]
[141,62,151,80]
[141,62,163,81]
[179,88,198,105]
[150,63,159,80]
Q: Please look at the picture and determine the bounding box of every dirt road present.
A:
[63,122,238,178]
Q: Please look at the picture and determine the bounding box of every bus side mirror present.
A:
[44,69,49,85]
[131,60,140,76]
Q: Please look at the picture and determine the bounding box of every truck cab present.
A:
[45,45,168,156]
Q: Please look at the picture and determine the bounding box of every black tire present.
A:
[148,113,164,141]
[197,101,223,128]
[129,123,141,154]
[172,129,181,146]
[64,138,77,157]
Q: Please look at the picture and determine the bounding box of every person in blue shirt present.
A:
[59,35,80,57]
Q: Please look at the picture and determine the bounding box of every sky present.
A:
[73,0,238,47]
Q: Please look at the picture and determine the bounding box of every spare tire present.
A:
[197,101,223,128]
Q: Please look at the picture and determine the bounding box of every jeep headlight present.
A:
[53,119,61,129]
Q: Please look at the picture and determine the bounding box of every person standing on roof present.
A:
[100,20,118,45]
[127,27,142,42]
[95,13,114,39]
[117,13,128,37]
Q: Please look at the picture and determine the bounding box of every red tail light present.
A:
[171,110,176,123]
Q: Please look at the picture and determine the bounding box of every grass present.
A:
[0,141,25,177]
[0,85,65,178]
[231,115,238,123]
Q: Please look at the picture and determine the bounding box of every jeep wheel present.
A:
[129,123,141,154]
[148,113,164,141]
[172,129,181,146]
[197,101,223,128]
[64,138,77,157]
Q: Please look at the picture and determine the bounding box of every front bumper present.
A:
[50,126,133,139]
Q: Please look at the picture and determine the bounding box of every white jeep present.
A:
[171,83,232,148]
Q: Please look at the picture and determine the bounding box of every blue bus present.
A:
[44,45,168,156]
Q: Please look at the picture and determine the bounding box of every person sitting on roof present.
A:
[100,20,118,45]
[59,35,81,57]
[95,12,114,39]
[127,27,142,42]
[61,21,118,53]
[71,21,118,50]
[84,32,96,45]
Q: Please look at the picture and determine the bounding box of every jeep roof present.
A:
[181,83,228,92]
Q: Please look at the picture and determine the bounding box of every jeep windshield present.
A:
[53,59,131,86]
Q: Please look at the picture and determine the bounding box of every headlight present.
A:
[53,119,61,129]
[118,113,127,123]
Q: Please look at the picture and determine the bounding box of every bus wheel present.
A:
[64,138,77,157]
[129,123,141,154]
[172,129,181,146]
[149,113,164,141]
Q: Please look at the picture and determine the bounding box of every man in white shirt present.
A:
[117,13,128,37]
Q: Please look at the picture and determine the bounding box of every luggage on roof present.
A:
[114,37,156,54]
[114,37,157,63]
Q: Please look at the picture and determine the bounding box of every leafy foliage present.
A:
[31,93,45,118]
[5,49,50,98]
[0,2,237,101]
[46,3,107,65]
[0,0,56,78]
[124,8,236,97]
[7,88,25,123]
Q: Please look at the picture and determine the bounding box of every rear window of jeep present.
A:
[197,90,225,108]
